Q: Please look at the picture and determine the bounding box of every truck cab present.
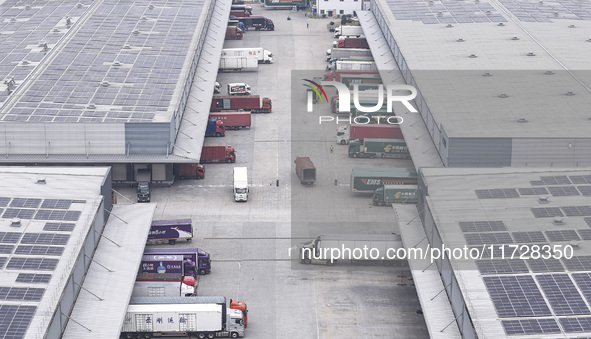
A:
[233,167,249,202]
[228,83,252,95]
[136,168,152,203]
[336,125,350,145]
[348,139,375,158]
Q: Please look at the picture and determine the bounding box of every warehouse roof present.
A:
[420,167,591,338]
[373,0,591,138]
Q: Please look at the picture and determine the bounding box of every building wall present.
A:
[447,138,512,167]
[318,0,362,16]
[511,138,591,167]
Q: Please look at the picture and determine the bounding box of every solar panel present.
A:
[0,305,36,339]
[483,276,551,317]
[41,199,72,209]
[71,200,86,204]
[475,188,519,199]
[548,186,580,196]
[0,257,6,269]
[518,187,549,195]
[34,209,81,221]
[545,230,581,242]
[0,232,21,244]
[530,180,545,186]
[537,274,589,315]
[578,229,591,240]
[2,208,35,219]
[464,232,513,245]
[560,317,591,333]
[470,245,515,258]
[563,256,591,271]
[531,207,564,218]
[527,258,565,273]
[16,273,52,284]
[0,197,10,207]
[562,206,591,217]
[573,273,591,305]
[476,259,528,274]
[0,245,14,254]
[539,175,572,185]
[512,231,547,243]
[43,222,75,232]
[15,245,64,256]
[6,257,58,271]
[458,220,506,232]
[9,198,42,208]
[0,287,45,301]
[501,319,561,335]
[20,233,69,245]
[586,217,591,228]
[570,175,591,184]
[577,186,591,196]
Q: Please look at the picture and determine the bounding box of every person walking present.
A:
[330,145,334,153]
[307,23,309,28]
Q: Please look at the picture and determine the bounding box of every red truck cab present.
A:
[230,299,248,327]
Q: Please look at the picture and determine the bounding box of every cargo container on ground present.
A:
[294,157,316,185]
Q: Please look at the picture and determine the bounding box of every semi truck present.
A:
[337,37,370,48]
[233,167,249,202]
[339,73,382,87]
[326,48,373,61]
[334,25,364,38]
[350,167,418,193]
[299,234,403,265]
[209,111,251,130]
[225,26,243,40]
[326,57,374,71]
[264,0,308,9]
[230,15,274,31]
[133,275,197,297]
[337,124,404,144]
[372,184,418,206]
[147,219,193,245]
[230,10,250,17]
[121,297,245,338]
[222,47,273,64]
[294,157,316,185]
[175,164,205,180]
[348,138,410,159]
[323,69,379,82]
[219,56,258,72]
[139,254,190,276]
[335,60,377,71]
[211,95,272,113]
[136,168,151,203]
[228,20,247,34]
[231,4,252,14]
[144,247,212,275]
[227,83,252,95]
[201,144,236,163]
[205,118,225,137]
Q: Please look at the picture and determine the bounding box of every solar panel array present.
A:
[518,187,549,195]
[0,197,82,221]
[537,274,589,315]
[15,245,64,256]
[502,318,561,335]
[0,232,21,243]
[531,207,564,218]
[0,245,14,254]
[43,222,76,232]
[559,317,591,332]
[512,231,547,243]
[573,273,591,304]
[562,256,591,271]
[0,305,37,339]
[498,0,591,22]
[476,259,528,274]
[484,276,552,317]
[0,287,45,302]
[571,175,591,184]
[545,230,581,242]
[563,206,591,217]
[475,188,519,199]
[21,233,69,246]
[464,232,513,245]
[526,259,565,273]
[458,220,506,232]
[386,0,507,24]
[15,273,52,284]
[578,186,591,196]
[548,186,580,196]
[6,257,58,271]
[580,229,591,240]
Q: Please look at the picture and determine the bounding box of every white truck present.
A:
[219,56,259,72]
[227,83,252,95]
[326,48,373,62]
[299,234,404,266]
[335,60,377,71]
[233,167,249,202]
[221,47,273,64]
[121,296,245,338]
[132,275,196,297]
[334,25,364,38]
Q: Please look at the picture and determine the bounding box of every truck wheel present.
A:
[215,132,222,137]
[197,333,206,339]
[168,239,176,245]
[340,140,347,145]
[231,332,239,339]
[303,258,311,264]
[207,333,215,339]
[199,268,207,275]
[143,334,152,338]
[265,60,270,64]
[370,154,376,159]
[352,153,358,158]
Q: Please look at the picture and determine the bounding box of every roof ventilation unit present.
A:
[475,0,480,3]
[587,38,591,42]
[113,61,121,66]
[553,217,565,225]
[482,72,491,76]
[53,28,60,32]
[545,70,554,75]
[87,103,96,109]
[10,218,21,227]
[437,12,443,16]
[569,24,575,28]
[123,44,131,49]
[517,117,527,122]
[77,3,83,8]
[565,91,575,96]
[36,177,46,184]
[499,93,509,98]
[457,38,464,42]
[429,0,433,4]
[447,24,453,28]
[486,10,492,15]
[22,60,29,65]
[538,0,543,4]
[469,54,477,58]
[538,196,549,204]
[133,30,140,35]
[25,5,31,9]
[527,52,535,56]
[571,240,581,250]
[141,16,147,21]
[511,36,519,40]
[149,4,154,9]
[66,17,72,26]
[498,22,504,26]
[101,81,110,87]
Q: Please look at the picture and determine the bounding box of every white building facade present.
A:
[317,0,363,17]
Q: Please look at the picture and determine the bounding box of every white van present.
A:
[227,83,252,95]
[233,167,249,202]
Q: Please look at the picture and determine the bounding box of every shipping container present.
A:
[201,144,236,163]
[336,123,404,144]
[211,95,272,113]
[209,111,251,130]
[294,157,316,185]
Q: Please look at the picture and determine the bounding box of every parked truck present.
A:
[147,219,193,245]
[209,111,251,130]
[327,56,374,67]
[201,144,236,163]
[335,60,377,71]
[227,82,252,95]
[121,297,245,338]
[323,69,379,82]
[348,138,410,159]
[326,48,373,61]
[211,95,272,113]
[337,37,370,48]
[233,167,249,202]
[264,0,308,9]
[230,15,274,31]
[175,163,205,180]
[228,20,247,34]
[231,4,252,14]
[139,254,190,276]
[294,157,316,185]
[144,247,212,275]
[133,275,197,297]
[337,124,404,144]
[225,26,243,40]
[350,167,418,193]
[334,25,364,38]
[299,234,403,265]
[222,47,273,64]
[136,168,151,203]
[219,56,258,72]
[372,184,418,206]
[230,9,250,17]
[339,73,382,87]
[205,118,225,137]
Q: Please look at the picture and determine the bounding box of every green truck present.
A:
[372,184,418,205]
[348,138,410,159]
[350,167,418,193]
[264,0,308,8]
[340,73,382,87]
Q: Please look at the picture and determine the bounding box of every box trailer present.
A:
[299,234,404,265]
[350,167,418,193]
[230,15,274,31]
[335,60,377,71]
[323,69,379,82]
[211,95,272,113]
[144,247,211,275]
[132,276,197,298]
[326,48,373,61]
[147,219,193,245]
[222,48,273,64]
[336,123,404,145]
[225,26,243,40]
[227,82,252,95]
[372,184,418,206]
[337,37,370,48]
[294,157,316,185]
[219,56,258,72]
[334,25,364,38]
[209,111,251,130]
[348,138,410,159]
[264,0,308,9]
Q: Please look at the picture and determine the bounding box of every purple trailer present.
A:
[143,247,212,275]
[147,219,193,245]
[140,254,186,275]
